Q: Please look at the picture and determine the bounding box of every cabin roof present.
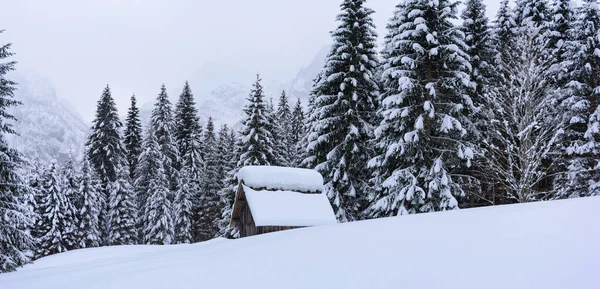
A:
[236,166,324,193]
[238,185,336,227]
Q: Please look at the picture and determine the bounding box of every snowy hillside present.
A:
[2,197,599,289]
[6,71,89,163]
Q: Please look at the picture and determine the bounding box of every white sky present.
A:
[1,0,501,121]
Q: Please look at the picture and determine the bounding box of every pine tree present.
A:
[152,84,179,192]
[368,0,475,217]
[196,117,221,241]
[553,0,600,199]
[124,95,143,181]
[238,74,277,167]
[86,85,127,242]
[36,162,76,257]
[59,153,80,249]
[290,98,306,167]
[304,0,379,222]
[0,30,34,271]
[107,166,138,245]
[77,157,101,248]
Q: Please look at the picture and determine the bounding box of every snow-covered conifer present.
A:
[0,33,34,270]
[59,153,80,249]
[238,75,277,167]
[107,166,138,245]
[290,98,306,167]
[368,0,475,217]
[86,85,127,241]
[124,95,143,180]
[152,84,179,192]
[175,81,202,167]
[304,0,379,221]
[77,157,101,248]
[553,0,600,199]
[196,117,221,241]
[36,162,76,257]
[173,166,193,244]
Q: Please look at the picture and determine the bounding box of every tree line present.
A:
[2,0,600,273]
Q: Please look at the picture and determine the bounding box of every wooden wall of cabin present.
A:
[236,202,257,237]
[257,226,303,235]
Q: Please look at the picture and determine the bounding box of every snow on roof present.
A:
[243,185,337,227]
[237,166,324,192]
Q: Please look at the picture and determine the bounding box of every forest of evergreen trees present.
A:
[2,0,600,273]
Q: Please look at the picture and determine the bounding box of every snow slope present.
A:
[2,197,599,289]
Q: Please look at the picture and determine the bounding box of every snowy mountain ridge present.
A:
[138,46,329,129]
[6,71,89,163]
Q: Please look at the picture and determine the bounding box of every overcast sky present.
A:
[1,0,501,121]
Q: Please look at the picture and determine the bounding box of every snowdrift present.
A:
[1,197,599,289]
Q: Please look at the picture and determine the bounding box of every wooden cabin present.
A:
[229,166,337,238]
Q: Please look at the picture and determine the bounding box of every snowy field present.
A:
[1,197,599,289]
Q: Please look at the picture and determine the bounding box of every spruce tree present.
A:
[548,0,575,64]
[182,130,204,242]
[77,157,101,248]
[196,117,221,241]
[107,166,138,245]
[304,0,379,221]
[494,0,518,68]
[274,91,293,166]
[175,81,202,168]
[86,85,127,241]
[151,84,179,193]
[87,85,126,188]
[290,98,306,167]
[514,0,551,30]
[238,74,277,166]
[216,128,240,238]
[142,133,174,245]
[461,0,495,105]
[36,162,76,257]
[368,0,475,217]
[59,153,80,249]
[460,0,496,207]
[0,31,34,271]
[173,166,193,244]
[137,126,173,244]
[553,0,600,198]
[124,95,143,180]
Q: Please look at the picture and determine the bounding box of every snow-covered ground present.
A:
[2,197,599,289]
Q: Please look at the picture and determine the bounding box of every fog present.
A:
[1,0,501,121]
